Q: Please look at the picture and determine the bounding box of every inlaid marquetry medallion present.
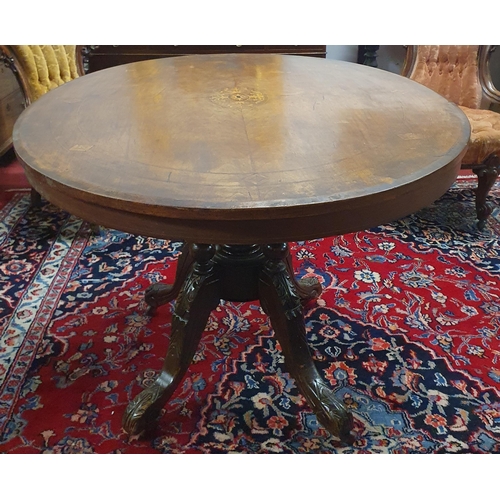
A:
[210,87,267,108]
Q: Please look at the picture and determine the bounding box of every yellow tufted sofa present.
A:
[402,45,500,229]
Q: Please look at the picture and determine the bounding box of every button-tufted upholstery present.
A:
[405,45,500,229]
[408,45,483,109]
[10,45,80,102]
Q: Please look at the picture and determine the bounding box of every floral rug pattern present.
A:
[0,181,499,453]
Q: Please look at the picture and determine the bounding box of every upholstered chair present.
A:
[402,45,500,229]
[0,45,83,104]
[0,45,84,206]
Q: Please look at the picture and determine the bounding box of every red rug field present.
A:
[1,158,500,453]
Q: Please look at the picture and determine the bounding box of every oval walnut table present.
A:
[13,54,470,443]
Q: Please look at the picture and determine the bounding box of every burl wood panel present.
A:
[13,54,470,243]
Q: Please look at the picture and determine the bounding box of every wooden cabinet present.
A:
[83,45,327,73]
[0,63,25,156]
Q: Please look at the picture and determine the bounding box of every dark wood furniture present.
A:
[82,45,327,73]
[0,58,25,157]
[13,54,470,443]
[357,45,380,67]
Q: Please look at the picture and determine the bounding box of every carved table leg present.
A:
[473,155,500,230]
[145,242,196,315]
[123,244,220,435]
[258,243,354,443]
[128,242,352,442]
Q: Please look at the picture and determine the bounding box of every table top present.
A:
[13,54,470,244]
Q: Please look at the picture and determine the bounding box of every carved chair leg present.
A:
[122,244,220,436]
[89,223,101,237]
[145,242,196,315]
[30,188,42,208]
[258,243,354,443]
[472,155,500,230]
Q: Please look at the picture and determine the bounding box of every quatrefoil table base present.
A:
[121,243,355,443]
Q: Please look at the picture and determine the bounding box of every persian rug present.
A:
[0,180,499,454]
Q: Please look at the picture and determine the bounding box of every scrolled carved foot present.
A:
[145,283,177,315]
[308,379,355,444]
[285,253,322,305]
[122,383,167,436]
[296,276,322,304]
[144,243,195,315]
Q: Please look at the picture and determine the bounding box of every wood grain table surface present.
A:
[13,54,470,243]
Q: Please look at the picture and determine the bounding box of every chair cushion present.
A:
[12,45,79,102]
[459,106,500,165]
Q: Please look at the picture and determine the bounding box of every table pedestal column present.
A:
[122,243,354,443]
